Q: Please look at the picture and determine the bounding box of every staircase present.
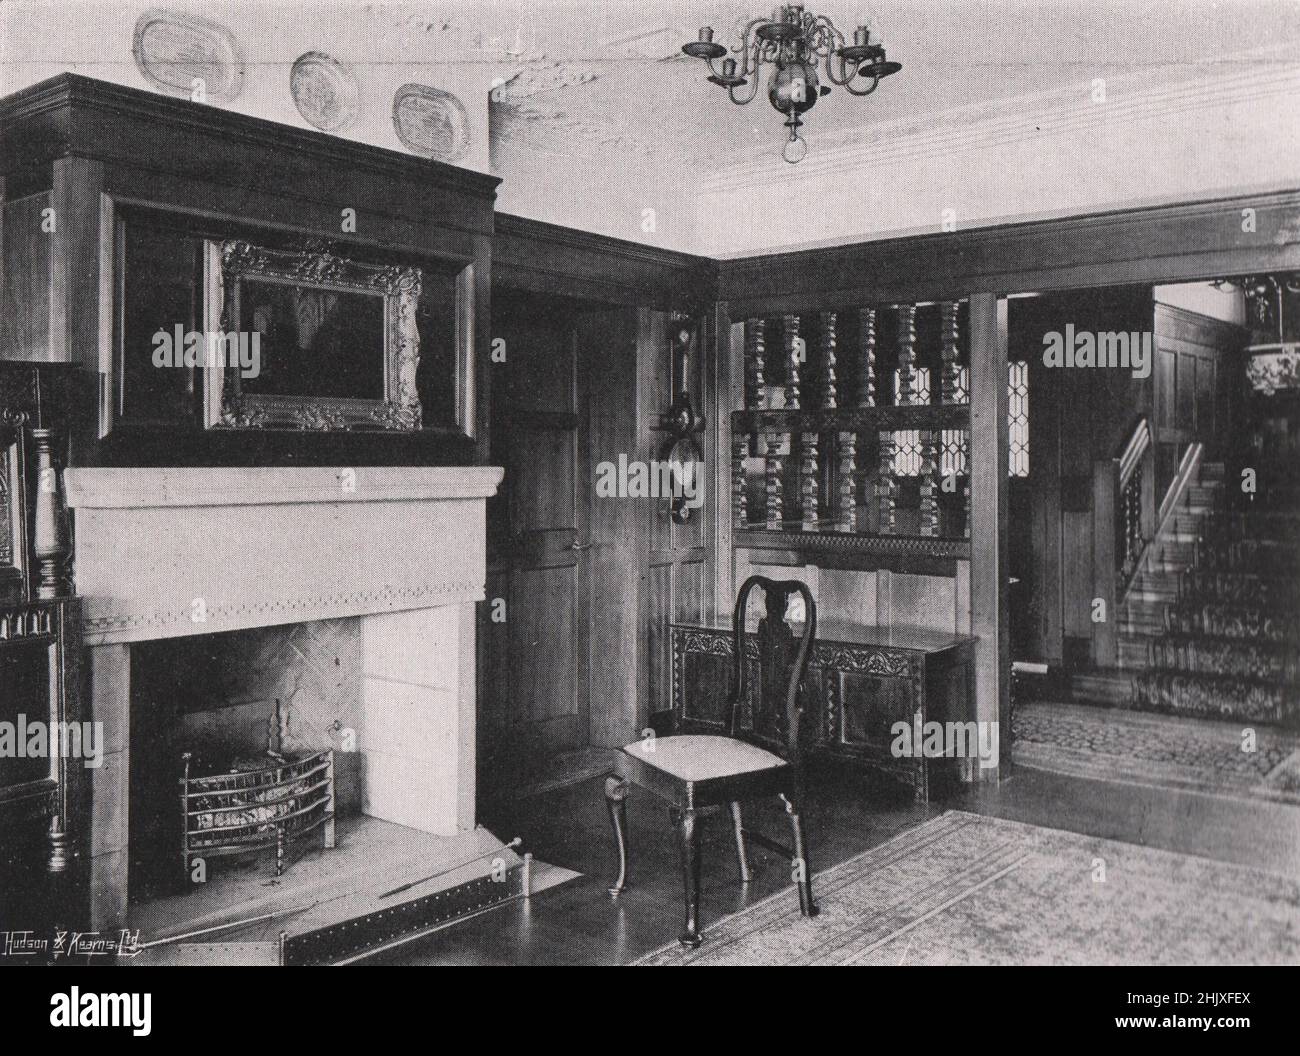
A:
[1072,458,1300,727]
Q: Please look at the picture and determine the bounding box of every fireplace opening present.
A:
[117,614,522,962]
[128,620,360,905]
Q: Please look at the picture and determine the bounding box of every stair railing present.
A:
[1156,441,1203,543]
[1091,418,1155,667]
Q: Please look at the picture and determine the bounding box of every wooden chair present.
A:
[604,575,819,947]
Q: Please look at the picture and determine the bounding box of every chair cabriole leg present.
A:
[781,792,817,918]
[604,776,630,897]
[673,806,704,947]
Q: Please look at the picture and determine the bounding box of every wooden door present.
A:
[482,295,591,783]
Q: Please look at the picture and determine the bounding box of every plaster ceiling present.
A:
[5,1,1293,254]
[445,0,1300,171]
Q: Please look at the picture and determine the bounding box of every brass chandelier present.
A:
[682,4,901,163]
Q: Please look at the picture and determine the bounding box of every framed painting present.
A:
[202,238,425,431]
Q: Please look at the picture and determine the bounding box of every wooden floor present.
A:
[363,758,1300,965]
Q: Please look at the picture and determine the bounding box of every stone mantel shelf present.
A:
[65,466,504,509]
[64,465,503,647]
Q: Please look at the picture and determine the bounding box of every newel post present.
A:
[1091,458,1119,668]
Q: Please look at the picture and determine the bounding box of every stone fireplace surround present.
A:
[63,465,503,931]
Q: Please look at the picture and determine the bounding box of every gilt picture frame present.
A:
[202,238,425,432]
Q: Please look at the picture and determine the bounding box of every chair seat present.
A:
[620,735,786,783]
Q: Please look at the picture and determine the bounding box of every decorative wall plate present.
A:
[290,51,359,134]
[392,83,471,162]
[132,8,245,103]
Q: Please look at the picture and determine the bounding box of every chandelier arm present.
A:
[728,68,763,105]
[733,18,768,77]
[821,23,860,86]
[811,15,838,57]
[825,50,860,86]
[842,71,881,97]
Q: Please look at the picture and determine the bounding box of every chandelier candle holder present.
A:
[682,5,901,163]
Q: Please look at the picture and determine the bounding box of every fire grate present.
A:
[180,748,336,882]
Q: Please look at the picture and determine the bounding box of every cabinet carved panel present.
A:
[672,621,976,802]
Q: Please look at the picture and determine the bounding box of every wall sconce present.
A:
[656,315,706,524]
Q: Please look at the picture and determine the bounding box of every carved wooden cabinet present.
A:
[671,619,977,801]
[0,365,83,917]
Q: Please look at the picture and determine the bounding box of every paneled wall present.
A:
[0,191,52,362]
[1151,301,1248,488]
[732,557,971,636]
[485,218,714,763]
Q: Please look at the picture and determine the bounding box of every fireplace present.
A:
[64,466,508,960]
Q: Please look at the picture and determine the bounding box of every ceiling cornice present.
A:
[701,61,1300,191]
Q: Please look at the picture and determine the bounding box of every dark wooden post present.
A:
[857,307,877,408]
[969,293,1010,782]
[717,309,743,617]
[51,158,109,427]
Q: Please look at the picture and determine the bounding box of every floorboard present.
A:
[364,759,1300,965]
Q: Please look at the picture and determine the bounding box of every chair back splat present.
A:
[730,576,817,765]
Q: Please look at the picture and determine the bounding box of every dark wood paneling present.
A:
[512,565,580,738]
[0,191,52,361]
[493,213,711,310]
[647,562,672,717]
[51,157,106,378]
[1062,512,1093,637]
[1152,302,1246,469]
[719,191,1300,314]
[584,306,645,746]
[480,296,591,780]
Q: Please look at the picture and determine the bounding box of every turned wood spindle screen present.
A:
[732,301,973,554]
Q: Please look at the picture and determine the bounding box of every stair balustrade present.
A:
[1091,418,1155,667]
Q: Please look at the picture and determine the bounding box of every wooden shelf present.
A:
[734,405,970,431]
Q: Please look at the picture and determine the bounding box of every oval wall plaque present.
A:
[392,83,471,162]
[132,8,245,103]
[290,51,359,133]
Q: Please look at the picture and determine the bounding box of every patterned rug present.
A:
[634,812,1300,966]
[1013,701,1300,806]
[1131,670,1296,725]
